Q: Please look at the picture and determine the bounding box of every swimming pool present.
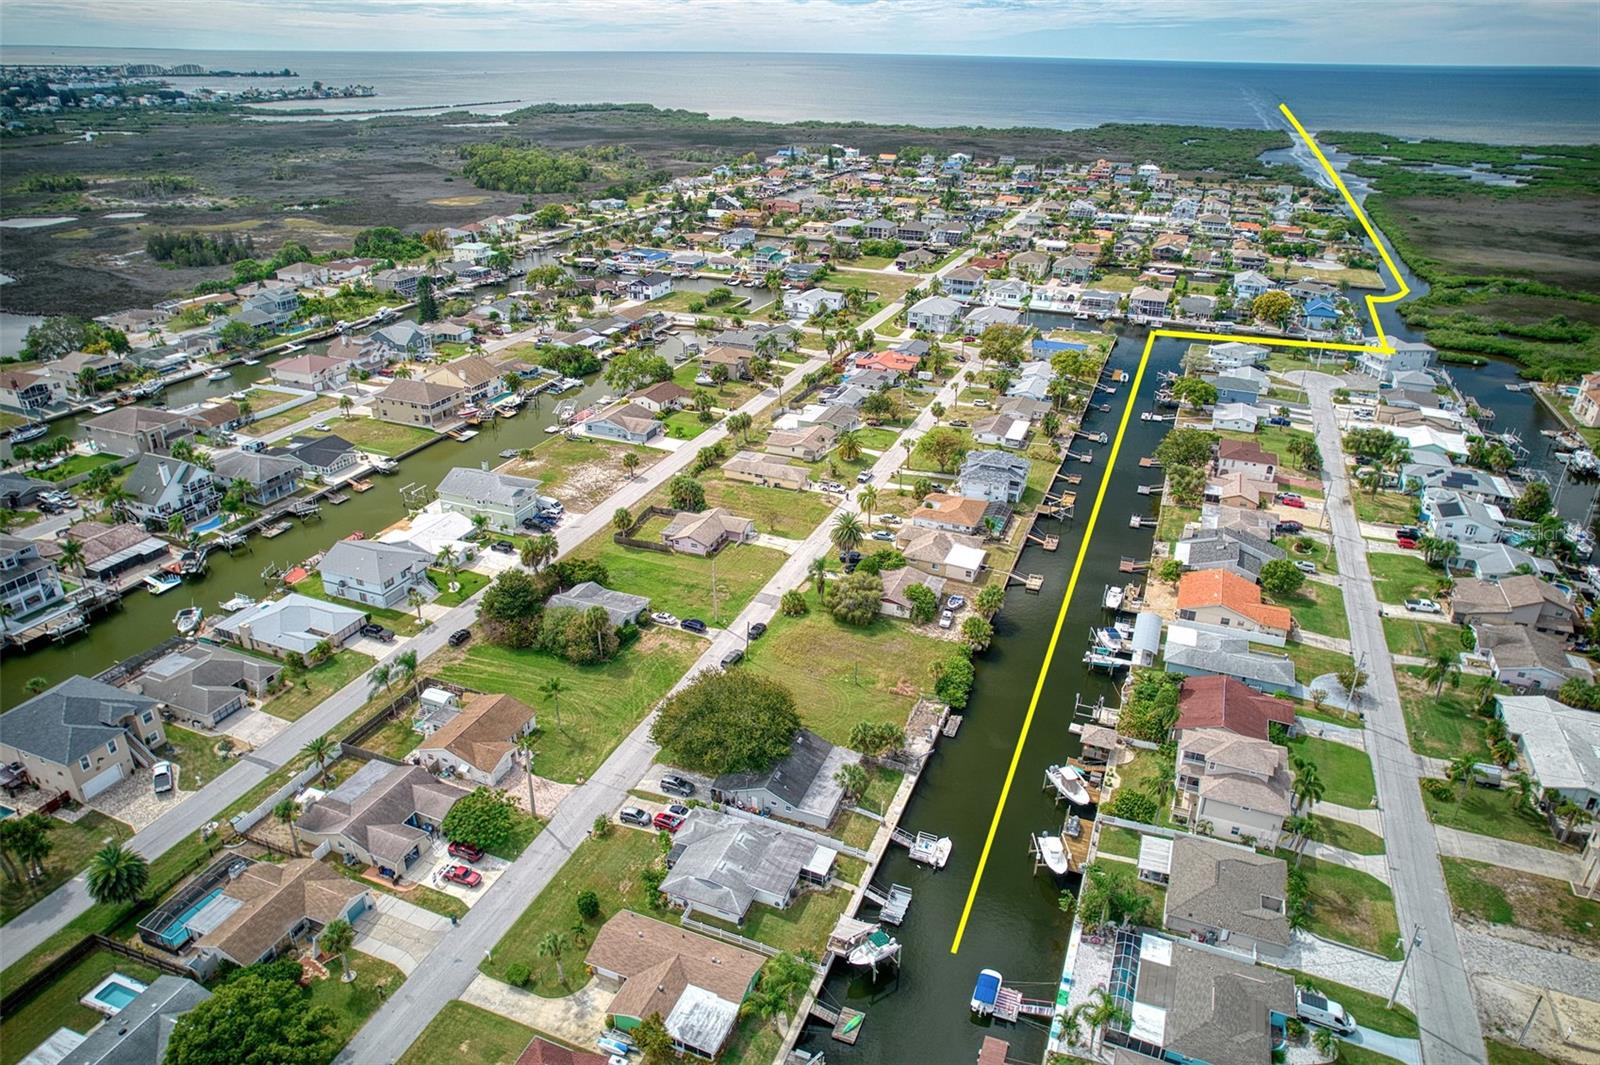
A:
[192,514,225,533]
[0,805,14,820]
[154,887,224,948]
[82,972,148,1016]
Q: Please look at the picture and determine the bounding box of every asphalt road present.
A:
[1301,371,1487,1065]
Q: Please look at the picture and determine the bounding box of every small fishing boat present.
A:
[143,572,182,595]
[370,457,399,473]
[218,593,256,612]
[543,424,562,434]
[348,479,374,493]
[87,402,116,415]
[494,402,520,417]
[970,969,1003,1016]
[261,520,293,539]
[1046,763,1093,806]
[343,530,366,541]
[1103,584,1124,611]
[848,928,901,968]
[1034,832,1070,875]
[173,606,204,635]
[241,358,260,366]
[596,1036,633,1058]
[205,368,230,382]
[907,832,952,868]
[7,422,49,445]
[229,390,249,401]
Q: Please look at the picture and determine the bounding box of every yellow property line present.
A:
[948,103,1411,954]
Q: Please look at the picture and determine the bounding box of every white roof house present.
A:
[1497,695,1600,811]
[212,593,367,657]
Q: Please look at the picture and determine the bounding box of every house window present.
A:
[142,711,154,724]
[79,756,91,771]
[106,739,118,754]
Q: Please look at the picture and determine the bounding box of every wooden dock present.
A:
[1138,457,1163,468]
[1128,515,1156,528]
[1027,532,1060,551]
[806,1002,866,1044]
[1011,572,1044,592]
[1065,450,1094,464]
[943,715,963,737]
[992,987,1057,1024]
[1118,557,1149,573]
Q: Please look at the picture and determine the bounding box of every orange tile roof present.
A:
[1176,570,1292,633]
[858,350,920,373]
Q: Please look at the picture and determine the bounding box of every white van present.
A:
[1296,989,1357,1034]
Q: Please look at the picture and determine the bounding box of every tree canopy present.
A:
[164,965,339,1065]
[440,787,520,853]
[652,671,800,775]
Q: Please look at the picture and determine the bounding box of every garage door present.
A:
[82,762,125,800]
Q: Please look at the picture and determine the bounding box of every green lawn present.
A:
[1284,536,1338,575]
[575,527,786,626]
[1111,749,1179,829]
[1288,735,1376,809]
[1488,1039,1568,1065]
[662,408,712,439]
[359,716,424,760]
[304,417,437,456]
[1396,667,1494,762]
[1367,552,1445,604]
[1092,858,1168,917]
[1353,490,1418,527]
[740,589,950,745]
[397,1002,535,1065]
[1283,640,1354,685]
[1097,825,1145,860]
[312,951,407,1047]
[856,767,903,816]
[855,426,902,451]
[1273,581,1349,641]
[694,880,854,955]
[291,572,423,636]
[834,811,880,850]
[259,647,376,721]
[247,395,339,435]
[437,629,703,784]
[0,812,130,926]
[1291,853,1403,959]
[161,724,236,790]
[429,567,489,606]
[1421,785,1566,851]
[483,829,659,991]
[0,949,163,1065]
[1442,857,1600,943]
[1266,967,1419,1038]
[1312,818,1386,856]
[1381,616,1463,659]
[662,472,835,539]
[719,1018,784,1065]
[34,452,119,483]
[499,435,660,511]
[1155,504,1199,544]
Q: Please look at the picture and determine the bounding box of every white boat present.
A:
[241,358,260,365]
[229,390,249,401]
[143,572,182,595]
[908,832,952,868]
[218,593,256,612]
[1103,584,1124,611]
[1035,832,1070,875]
[370,457,399,473]
[1045,763,1092,806]
[87,402,116,415]
[543,424,562,434]
[173,606,203,635]
[7,422,49,445]
[847,929,901,968]
[205,368,230,382]
[453,429,479,441]
[971,969,1002,1016]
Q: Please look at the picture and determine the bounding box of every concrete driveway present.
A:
[462,973,614,1049]
[217,708,289,747]
[88,771,180,831]
[352,891,452,975]
[412,839,511,904]
[636,764,713,801]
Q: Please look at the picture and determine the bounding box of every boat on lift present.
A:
[1045,763,1092,806]
[847,928,901,968]
[173,606,204,635]
[143,572,182,595]
[970,969,1003,1016]
[1034,832,1070,875]
[7,422,49,445]
[218,593,256,612]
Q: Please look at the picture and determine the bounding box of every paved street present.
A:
[1301,371,1487,1065]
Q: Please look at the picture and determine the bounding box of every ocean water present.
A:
[5,47,1597,144]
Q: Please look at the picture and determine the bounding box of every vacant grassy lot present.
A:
[258,648,376,722]
[740,589,949,745]
[1313,818,1386,855]
[661,408,712,439]
[1287,735,1376,809]
[1283,640,1354,685]
[1396,667,1494,762]
[641,471,835,540]
[1422,784,1567,851]
[1367,552,1444,604]
[1272,581,1349,641]
[0,948,162,1065]
[360,715,425,760]
[303,417,437,456]
[575,523,785,626]
[1291,853,1402,959]
[161,723,236,789]
[1442,857,1599,943]
[1381,615,1462,659]
[0,812,130,926]
[397,1002,536,1065]
[248,395,338,435]
[1284,535,1338,575]
[437,628,702,783]
[1353,489,1418,527]
[499,434,660,511]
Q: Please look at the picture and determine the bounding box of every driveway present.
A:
[411,839,511,904]
[1345,1026,1422,1065]
[217,708,289,748]
[352,892,452,975]
[636,764,713,801]
[461,972,614,1049]
[87,772,181,831]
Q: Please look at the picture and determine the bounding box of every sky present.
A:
[2,0,1597,66]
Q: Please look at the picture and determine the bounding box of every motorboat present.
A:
[1103,584,1124,611]
[1034,832,1070,875]
[1045,763,1092,806]
[970,969,1003,1015]
[205,368,230,382]
[261,520,293,538]
[544,424,562,434]
[241,358,261,365]
[907,832,952,868]
[218,594,256,612]
[847,928,901,968]
[173,606,204,635]
[370,457,399,474]
[7,422,49,445]
[87,402,116,415]
[143,572,182,595]
[229,390,249,401]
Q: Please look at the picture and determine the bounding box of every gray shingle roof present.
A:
[122,455,213,505]
[1166,836,1291,950]
[0,675,157,765]
[59,975,210,1065]
[660,811,824,919]
[319,539,432,588]
[436,466,543,507]
[546,581,650,627]
[713,728,832,807]
[212,449,302,486]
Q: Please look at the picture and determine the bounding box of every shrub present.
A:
[780,588,809,616]
[1108,789,1159,824]
[506,963,531,987]
[934,653,976,709]
[576,889,600,920]
[830,570,883,625]
[1421,777,1455,801]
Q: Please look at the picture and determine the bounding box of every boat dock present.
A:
[1008,571,1046,593]
[861,882,913,926]
[1128,515,1156,528]
[807,1002,866,1044]
[890,828,951,868]
[992,986,1058,1024]
[1027,531,1060,551]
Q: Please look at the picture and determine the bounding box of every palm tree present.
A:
[166,513,186,537]
[537,930,570,987]
[858,484,879,528]
[1422,646,1461,695]
[739,952,814,1036]
[85,842,148,905]
[406,585,428,622]
[368,663,393,701]
[809,556,828,596]
[516,732,540,817]
[338,395,355,419]
[622,452,640,479]
[100,483,135,522]
[522,533,558,572]
[1446,754,1477,801]
[394,649,420,700]
[836,429,862,463]
[23,676,49,695]
[274,799,301,854]
[1509,771,1538,812]
[1557,800,1593,844]
[834,763,868,804]
[1284,812,1317,865]
[302,736,336,784]
[538,676,566,731]
[830,512,864,556]
[321,918,356,981]
[435,545,460,583]
[58,537,85,576]
[1290,759,1324,814]
[1082,988,1131,1054]
[470,512,491,540]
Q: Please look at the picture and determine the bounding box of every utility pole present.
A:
[1387,922,1423,1009]
[1517,992,1545,1046]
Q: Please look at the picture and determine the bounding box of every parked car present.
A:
[651,611,680,627]
[939,610,955,629]
[1396,527,1422,541]
[361,623,395,643]
[660,774,696,797]
[1293,560,1317,574]
[1396,537,1420,550]
[653,809,687,832]
[748,621,767,639]
[871,530,895,542]
[721,648,744,668]
[1404,598,1442,614]
[1267,416,1292,427]
[441,864,483,888]
[681,618,708,634]
[1273,520,1304,534]
[840,549,863,572]
[1277,493,1305,508]
[448,628,472,647]
[448,841,485,863]
[314,422,332,432]
[857,471,873,484]
[949,419,970,428]
[36,499,63,515]
[151,761,174,794]
[882,514,902,526]
[619,806,652,827]
[1297,990,1357,1035]
[489,540,516,554]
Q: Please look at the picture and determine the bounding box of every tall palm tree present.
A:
[1082,988,1130,1054]
[58,537,85,576]
[1290,759,1324,814]
[858,484,878,528]
[537,930,570,987]
[166,513,186,537]
[394,649,420,700]
[538,676,566,731]
[809,556,828,596]
[321,918,356,981]
[1509,771,1538,813]
[1283,812,1317,865]
[1446,754,1477,801]
[367,663,393,701]
[515,732,540,817]
[302,736,336,783]
[622,452,640,479]
[1422,646,1461,695]
[406,585,427,622]
[85,842,148,905]
[835,429,862,463]
[830,512,864,556]
[274,799,301,854]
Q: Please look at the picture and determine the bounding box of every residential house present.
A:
[0,472,49,511]
[911,493,994,536]
[267,433,360,479]
[698,345,753,380]
[1421,487,1504,545]
[1301,295,1341,331]
[1206,342,1270,371]
[547,582,651,627]
[585,402,662,445]
[436,467,544,531]
[53,975,210,1065]
[1163,625,1297,695]
[211,593,368,658]
[1122,934,1295,1064]
[958,450,1030,503]
[40,521,167,582]
[906,295,962,334]
[415,692,538,786]
[372,321,434,358]
[1448,575,1578,635]
[661,811,838,926]
[719,227,756,251]
[0,534,66,626]
[275,261,328,286]
[0,676,163,802]
[1175,570,1293,644]
[210,450,301,507]
[628,272,673,302]
[1453,542,1554,580]
[84,407,192,457]
[972,413,1029,449]
[854,349,921,375]
[239,284,299,329]
[297,761,471,876]
[1572,372,1600,428]
[896,528,988,582]
[181,400,245,437]
[318,539,435,611]
[1173,527,1285,582]
[1211,403,1263,432]
[372,267,426,298]
[1129,286,1171,319]
[1496,695,1600,813]
[372,378,467,428]
[943,266,985,300]
[782,288,845,320]
[1214,439,1278,482]
[0,369,67,414]
[1006,360,1056,402]
[585,911,764,1059]
[1052,255,1095,282]
[1356,339,1436,379]
[1174,675,1296,742]
[1232,270,1273,301]
[1210,368,1268,406]
[1164,836,1291,959]
[1179,294,1217,321]
[1477,624,1593,692]
[1077,289,1119,316]
[880,566,946,620]
[515,1040,609,1065]
[707,727,858,829]
[122,455,219,527]
[1206,472,1276,510]
[725,450,809,490]
[661,507,756,556]
[630,381,692,414]
[764,424,836,461]
[130,644,281,730]
[1173,726,1293,849]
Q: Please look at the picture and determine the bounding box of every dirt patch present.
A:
[500,439,660,511]
[1471,974,1600,1064]
[1378,192,1600,293]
